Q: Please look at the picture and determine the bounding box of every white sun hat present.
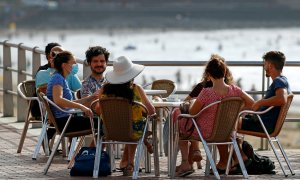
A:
[105,56,144,84]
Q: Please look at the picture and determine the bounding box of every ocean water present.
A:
[1,28,300,93]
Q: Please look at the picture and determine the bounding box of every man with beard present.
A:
[239,51,291,134]
[218,51,292,175]
[80,46,110,98]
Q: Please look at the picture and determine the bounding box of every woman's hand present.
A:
[80,105,93,118]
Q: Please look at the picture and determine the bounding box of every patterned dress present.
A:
[174,85,242,139]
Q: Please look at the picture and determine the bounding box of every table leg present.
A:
[167,108,173,176]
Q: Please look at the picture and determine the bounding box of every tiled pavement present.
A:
[0,116,300,179]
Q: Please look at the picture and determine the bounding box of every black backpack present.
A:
[242,141,276,175]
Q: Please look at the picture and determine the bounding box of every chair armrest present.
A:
[177,100,221,120]
[17,83,39,101]
[43,95,82,114]
[238,106,274,117]
[90,99,99,114]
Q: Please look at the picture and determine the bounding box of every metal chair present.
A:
[92,97,157,179]
[172,97,248,179]
[89,99,118,172]
[39,92,96,175]
[143,79,177,99]
[17,80,46,154]
[32,84,50,160]
[238,94,295,177]
[34,84,75,160]
[144,79,177,156]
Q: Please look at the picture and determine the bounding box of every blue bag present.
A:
[70,147,111,176]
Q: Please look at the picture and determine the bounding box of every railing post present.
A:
[17,43,27,122]
[3,40,14,117]
[32,46,41,75]
[82,59,91,79]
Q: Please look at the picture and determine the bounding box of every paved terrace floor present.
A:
[0,116,299,180]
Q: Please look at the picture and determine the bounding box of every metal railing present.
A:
[1,40,300,123]
[1,40,300,150]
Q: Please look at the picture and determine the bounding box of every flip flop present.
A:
[176,168,195,177]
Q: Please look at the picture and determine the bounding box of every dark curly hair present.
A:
[85,46,110,64]
[53,51,74,75]
[262,51,285,71]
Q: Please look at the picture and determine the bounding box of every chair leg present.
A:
[43,129,50,156]
[192,118,220,180]
[205,145,213,176]
[67,137,78,161]
[32,121,48,160]
[133,139,144,180]
[44,115,72,175]
[158,108,164,157]
[170,126,179,179]
[225,144,234,175]
[43,134,64,175]
[275,138,295,175]
[152,116,160,177]
[93,120,102,178]
[267,137,288,177]
[107,144,116,172]
[93,138,103,178]
[232,139,248,179]
[17,105,31,153]
[144,123,151,173]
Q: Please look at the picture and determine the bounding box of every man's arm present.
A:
[252,88,288,111]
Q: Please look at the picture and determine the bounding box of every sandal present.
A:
[176,167,195,177]
[123,164,134,176]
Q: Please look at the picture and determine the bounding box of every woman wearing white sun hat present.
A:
[97,56,156,176]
